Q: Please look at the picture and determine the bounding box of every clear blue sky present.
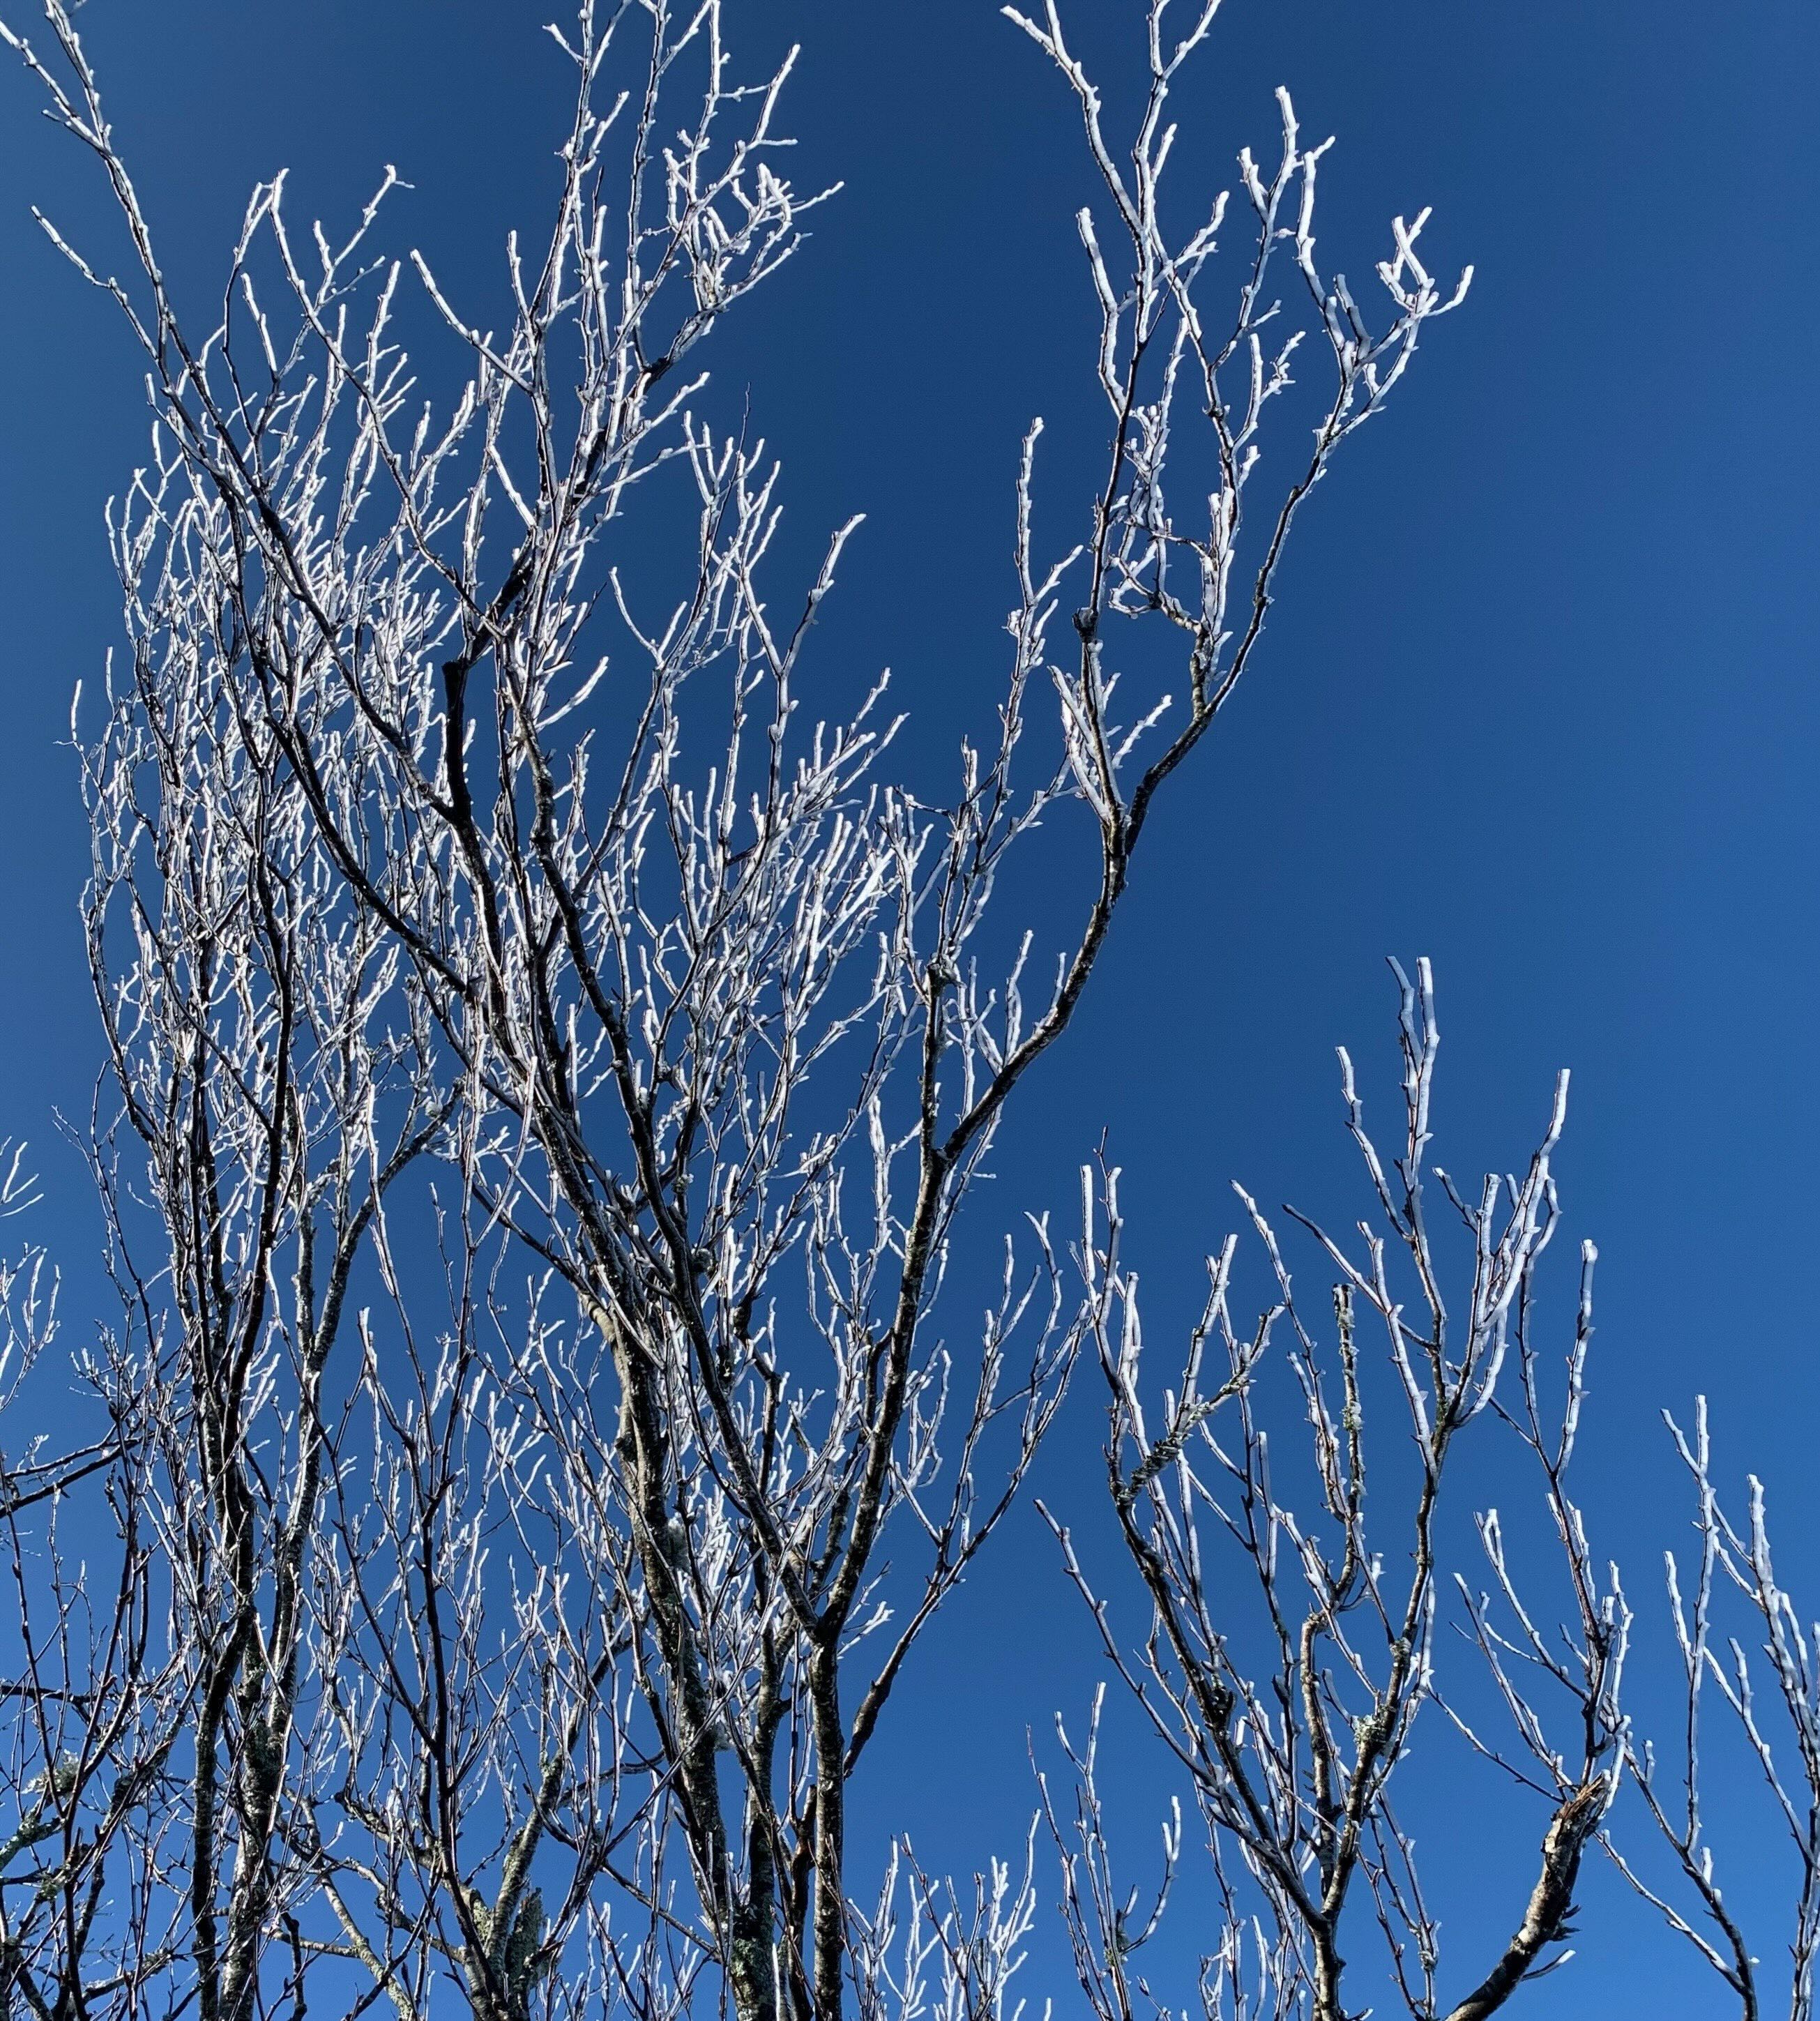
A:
[0,2,1814,2013]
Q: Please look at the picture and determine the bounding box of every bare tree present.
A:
[0,1147,186,2021]
[1031,953,1820,2021]
[1607,1396,1820,2021]
[0,3,1472,2020]
[1036,959,1630,2021]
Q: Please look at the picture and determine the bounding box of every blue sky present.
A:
[0,1,1815,2013]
